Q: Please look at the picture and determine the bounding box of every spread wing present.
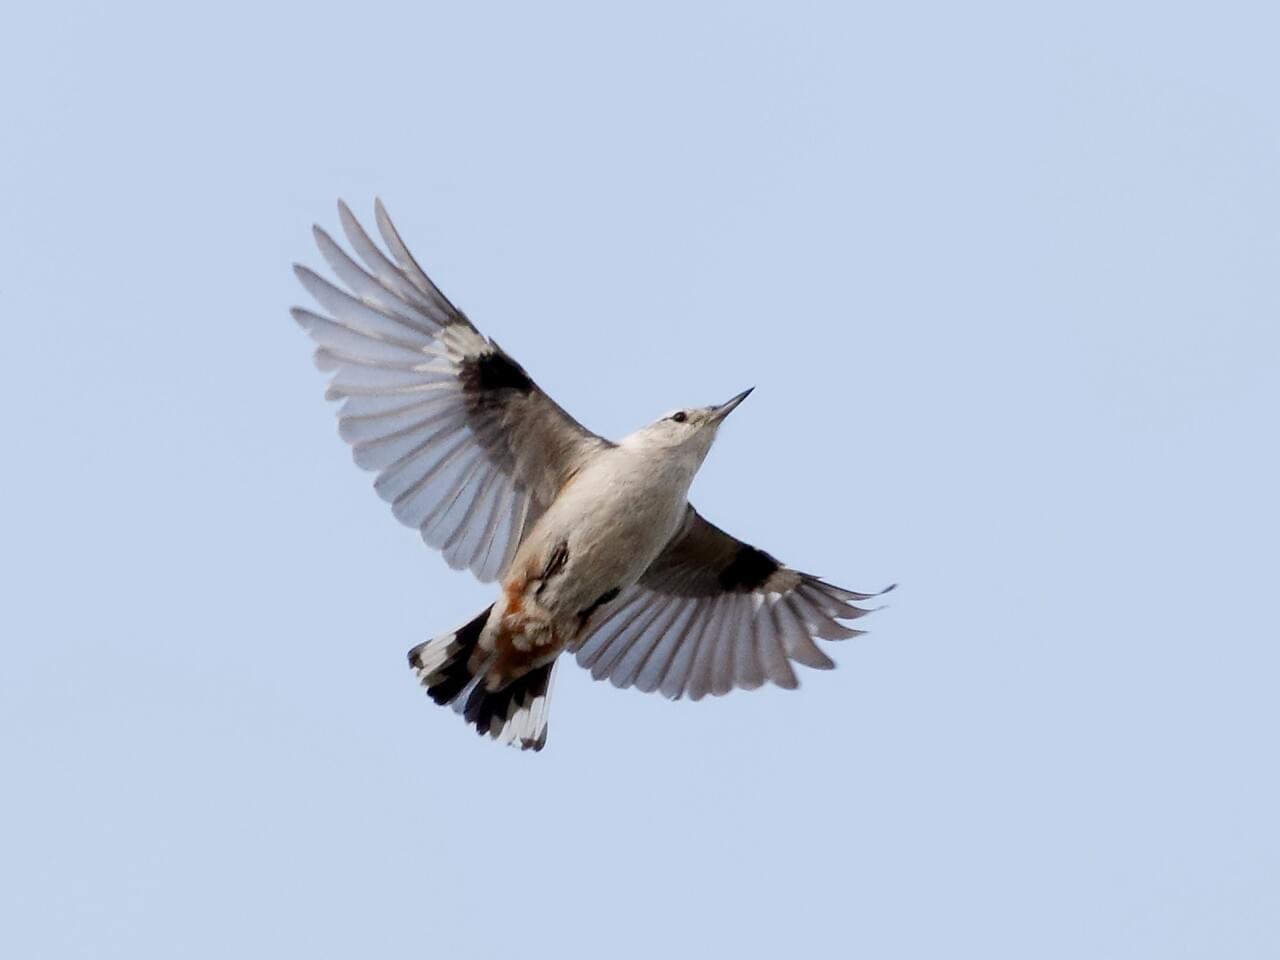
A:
[292,200,611,582]
[573,508,891,699]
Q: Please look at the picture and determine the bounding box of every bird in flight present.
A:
[292,200,890,751]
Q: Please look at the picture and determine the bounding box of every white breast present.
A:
[523,445,696,616]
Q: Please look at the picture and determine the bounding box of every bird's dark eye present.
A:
[670,411,687,423]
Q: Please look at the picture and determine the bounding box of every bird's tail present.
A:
[407,606,556,752]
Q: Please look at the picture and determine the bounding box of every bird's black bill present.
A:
[711,387,754,422]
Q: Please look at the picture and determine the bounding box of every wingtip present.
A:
[374,197,399,241]
[773,672,801,691]
[336,198,360,232]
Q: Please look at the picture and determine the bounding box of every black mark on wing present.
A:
[536,540,570,599]
[578,586,621,629]
[459,350,534,397]
[718,545,780,592]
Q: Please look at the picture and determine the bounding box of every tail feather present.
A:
[408,605,491,706]
[408,606,556,751]
[462,661,556,751]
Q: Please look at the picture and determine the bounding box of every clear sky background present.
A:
[4,2,1278,957]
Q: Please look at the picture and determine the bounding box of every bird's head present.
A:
[623,387,754,467]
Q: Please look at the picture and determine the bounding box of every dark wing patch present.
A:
[573,506,891,700]
[459,350,534,397]
[577,586,621,629]
[292,199,613,584]
[718,545,781,592]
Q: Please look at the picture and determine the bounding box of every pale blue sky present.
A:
[4,2,1278,957]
